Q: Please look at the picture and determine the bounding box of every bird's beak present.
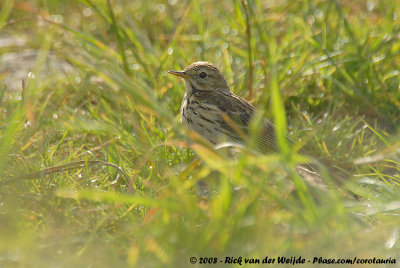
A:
[167,70,190,79]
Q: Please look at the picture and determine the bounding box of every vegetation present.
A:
[1,0,399,266]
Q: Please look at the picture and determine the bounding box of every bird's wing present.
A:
[195,91,279,152]
[195,91,319,172]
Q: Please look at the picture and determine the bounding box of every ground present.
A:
[0,0,399,267]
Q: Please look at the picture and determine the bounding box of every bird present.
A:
[168,61,320,177]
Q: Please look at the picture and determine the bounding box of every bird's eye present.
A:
[199,72,207,79]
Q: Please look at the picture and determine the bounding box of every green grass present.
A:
[1,0,400,266]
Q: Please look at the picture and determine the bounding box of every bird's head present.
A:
[168,62,230,95]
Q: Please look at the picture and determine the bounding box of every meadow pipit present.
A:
[168,62,319,177]
[169,62,283,150]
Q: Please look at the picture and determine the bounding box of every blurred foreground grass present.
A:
[0,0,400,266]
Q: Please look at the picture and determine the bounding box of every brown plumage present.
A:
[168,61,323,185]
[168,61,280,152]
